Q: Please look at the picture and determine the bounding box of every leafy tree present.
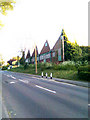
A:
[0,0,16,15]
[61,29,82,61]
[0,54,4,67]
[7,58,16,65]
[7,56,21,65]
[0,0,16,28]
[20,50,25,65]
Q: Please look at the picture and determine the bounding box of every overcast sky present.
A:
[0,0,88,63]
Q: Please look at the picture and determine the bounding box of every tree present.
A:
[20,50,25,65]
[0,54,5,67]
[0,0,16,15]
[7,56,21,65]
[0,0,16,28]
[61,29,82,61]
[7,58,16,65]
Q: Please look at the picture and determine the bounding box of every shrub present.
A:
[29,64,35,68]
[24,63,28,69]
[53,64,61,70]
[2,66,8,70]
[40,62,46,71]
[45,62,53,69]
[78,65,90,81]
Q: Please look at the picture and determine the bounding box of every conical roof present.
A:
[52,35,61,50]
[32,46,38,57]
[26,50,30,59]
[40,40,50,54]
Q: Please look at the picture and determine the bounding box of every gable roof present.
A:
[40,40,50,54]
[32,46,38,57]
[26,50,30,59]
[52,35,61,51]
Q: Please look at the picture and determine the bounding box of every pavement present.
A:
[1,70,88,118]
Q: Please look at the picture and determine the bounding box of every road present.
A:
[1,70,88,118]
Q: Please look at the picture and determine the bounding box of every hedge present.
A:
[78,65,90,81]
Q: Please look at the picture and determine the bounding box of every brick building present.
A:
[26,29,64,64]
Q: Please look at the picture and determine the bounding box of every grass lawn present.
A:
[8,65,85,82]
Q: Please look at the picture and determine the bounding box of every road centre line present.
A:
[88,104,90,106]
[19,79,29,83]
[35,85,56,94]
[6,74,16,79]
[10,82,15,84]
[7,75,10,77]
[10,76,16,79]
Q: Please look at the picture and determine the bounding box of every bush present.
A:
[40,62,46,71]
[78,65,90,81]
[29,64,35,68]
[53,61,76,70]
[24,63,28,69]
[53,64,61,70]
[45,62,53,69]
[2,66,8,70]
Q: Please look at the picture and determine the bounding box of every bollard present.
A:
[46,73,47,78]
[42,72,43,78]
[50,73,52,79]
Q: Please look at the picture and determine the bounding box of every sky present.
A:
[0,0,88,63]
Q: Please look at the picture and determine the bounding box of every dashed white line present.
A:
[19,79,29,84]
[7,75,10,77]
[10,82,15,84]
[88,104,90,106]
[6,75,16,79]
[11,76,16,79]
[35,85,56,94]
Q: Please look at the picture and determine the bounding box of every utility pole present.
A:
[17,56,19,67]
[35,45,37,74]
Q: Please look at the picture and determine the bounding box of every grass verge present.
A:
[7,65,86,82]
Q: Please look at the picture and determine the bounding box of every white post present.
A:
[46,73,47,78]
[50,73,52,79]
[42,72,43,78]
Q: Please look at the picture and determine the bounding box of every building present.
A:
[39,40,51,63]
[26,29,64,64]
[25,50,30,64]
[31,46,39,64]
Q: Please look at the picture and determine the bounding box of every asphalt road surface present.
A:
[1,71,88,118]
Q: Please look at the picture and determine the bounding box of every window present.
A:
[45,42,47,47]
[52,52,55,57]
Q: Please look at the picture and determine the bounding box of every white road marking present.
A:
[35,85,56,94]
[11,76,16,79]
[88,104,90,106]
[19,79,29,83]
[7,75,10,77]
[10,82,15,84]
[52,80,77,86]
[6,75,16,79]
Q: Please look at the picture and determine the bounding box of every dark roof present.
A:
[32,46,38,57]
[52,35,61,50]
[26,50,30,59]
[40,40,50,54]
